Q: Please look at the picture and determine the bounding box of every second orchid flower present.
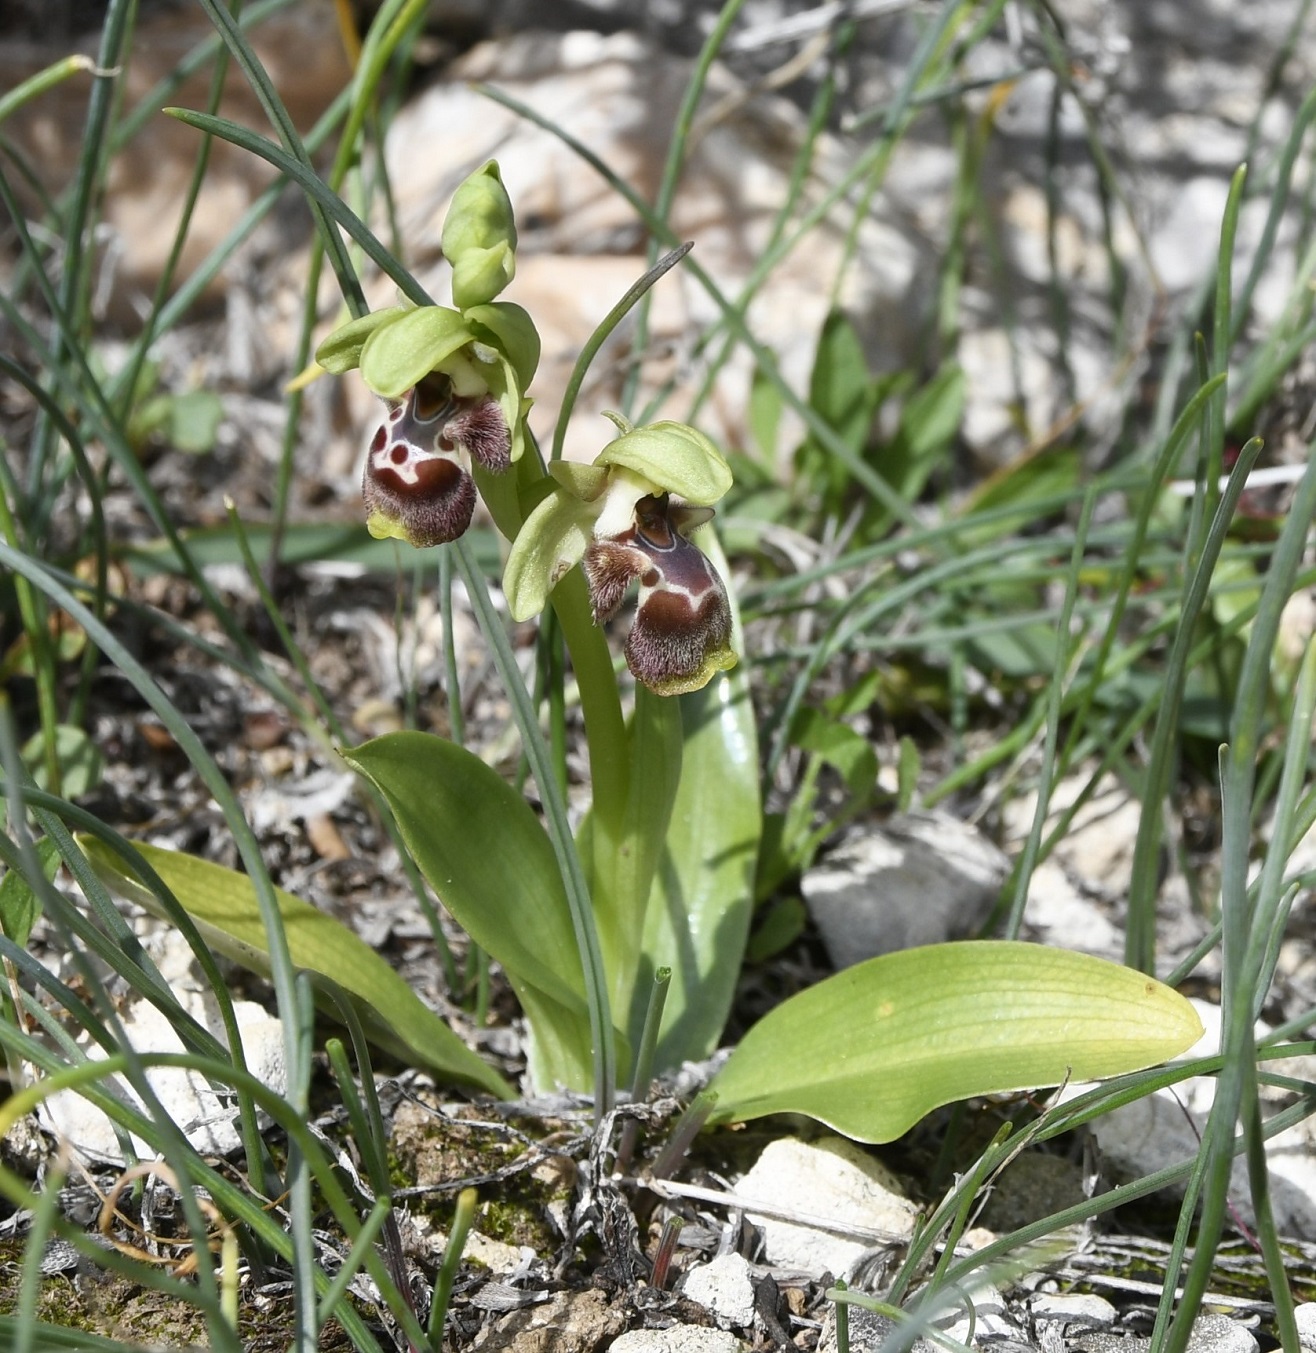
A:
[504,420,737,696]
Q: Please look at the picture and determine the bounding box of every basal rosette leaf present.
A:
[641,668,760,1064]
[344,731,614,1090]
[78,836,511,1098]
[708,941,1204,1144]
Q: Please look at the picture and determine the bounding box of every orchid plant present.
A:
[90,159,1202,1143]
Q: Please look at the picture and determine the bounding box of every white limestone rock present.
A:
[683,1252,757,1328]
[735,1136,917,1278]
[39,987,285,1164]
[801,812,1009,969]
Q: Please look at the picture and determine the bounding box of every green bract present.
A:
[442,160,518,310]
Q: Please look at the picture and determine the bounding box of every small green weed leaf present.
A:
[958,447,1082,547]
[166,390,224,454]
[343,732,599,1088]
[744,894,807,964]
[791,707,877,802]
[79,836,511,1098]
[21,725,102,796]
[644,670,761,1068]
[708,941,1203,1143]
[879,362,965,505]
[797,310,883,510]
[749,370,783,462]
[0,837,59,948]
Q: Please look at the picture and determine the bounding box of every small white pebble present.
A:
[1294,1303,1316,1351]
[683,1253,757,1327]
[1030,1292,1117,1329]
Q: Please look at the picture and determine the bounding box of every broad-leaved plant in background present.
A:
[92,161,1202,1141]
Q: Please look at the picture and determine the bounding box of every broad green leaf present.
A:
[343,732,602,1090]
[957,446,1082,547]
[709,940,1204,1143]
[0,837,58,949]
[590,687,685,1051]
[644,666,761,1068]
[877,361,965,507]
[79,836,511,1098]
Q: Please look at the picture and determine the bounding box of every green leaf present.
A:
[708,941,1204,1143]
[588,687,684,1050]
[79,836,511,1099]
[744,894,806,964]
[796,310,884,510]
[343,732,603,1090]
[0,837,58,949]
[879,362,965,504]
[957,446,1082,547]
[166,389,224,454]
[748,368,783,462]
[644,668,762,1067]
[791,707,877,802]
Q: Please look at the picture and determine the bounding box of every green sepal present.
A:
[442,161,518,309]
[359,306,474,399]
[470,346,529,465]
[504,487,599,621]
[465,302,541,389]
[596,422,732,504]
[452,242,516,313]
[315,305,409,374]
